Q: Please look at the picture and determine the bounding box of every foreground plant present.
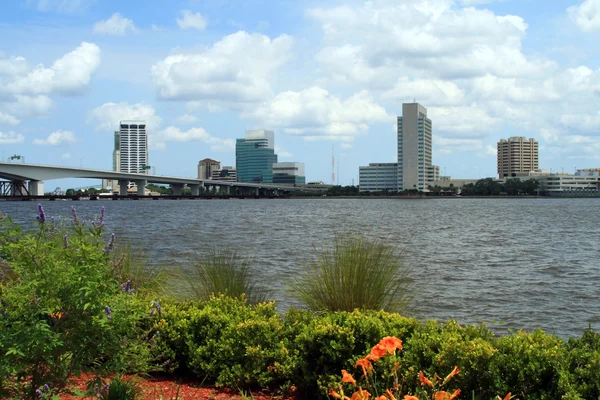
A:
[292,233,413,313]
[0,206,152,399]
[329,336,461,400]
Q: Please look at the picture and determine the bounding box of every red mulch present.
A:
[56,373,297,400]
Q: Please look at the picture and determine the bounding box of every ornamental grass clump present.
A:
[292,233,413,313]
[186,250,270,304]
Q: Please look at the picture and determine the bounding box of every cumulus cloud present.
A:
[246,87,389,140]
[1,42,100,95]
[152,126,235,152]
[33,130,76,146]
[88,102,161,131]
[568,0,600,33]
[94,13,137,35]
[275,145,293,159]
[151,31,293,108]
[176,10,207,30]
[0,112,19,126]
[0,131,25,144]
[176,113,198,124]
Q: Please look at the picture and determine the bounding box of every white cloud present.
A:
[61,152,72,159]
[568,0,600,33]
[560,112,600,132]
[275,145,293,159]
[152,126,235,152]
[484,144,497,156]
[5,95,53,117]
[0,112,19,126]
[428,105,500,135]
[29,0,95,13]
[382,78,465,106]
[151,31,293,108]
[434,135,484,153]
[0,131,25,144]
[152,24,167,32]
[33,130,76,146]
[2,42,100,95]
[176,113,198,124]
[460,0,493,5]
[176,10,207,30]
[246,87,388,140]
[88,102,161,132]
[93,13,137,35]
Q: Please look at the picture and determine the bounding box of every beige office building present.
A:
[497,137,539,179]
[197,158,221,180]
[398,103,434,191]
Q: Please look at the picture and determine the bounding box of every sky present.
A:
[1,0,600,190]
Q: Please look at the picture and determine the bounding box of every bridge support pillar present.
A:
[119,180,128,196]
[28,180,44,196]
[136,180,147,196]
[255,188,260,196]
[190,184,200,196]
[223,186,230,195]
[172,184,183,196]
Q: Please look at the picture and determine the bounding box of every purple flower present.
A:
[155,301,162,318]
[71,206,80,225]
[36,389,43,397]
[105,305,112,320]
[104,233,116,253]
[63,235,69,249]
[101,383,110,393]
[44,384,50,392]
[35,204,46,224]
[121,279,134,294]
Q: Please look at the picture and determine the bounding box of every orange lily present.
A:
[403,396,419,400]
[367,343,387,361]
[350,387,371,400]
[330,388,342,399]
[375,397,387,400]
[449,389,461,400]
[443,366,460,385]
[342,369,357,386]
[355,358,373,378]
[434,392,449,400]
[380,336,403,354]
[419,371,433,387]
[386,389,397,400]
[502,394,512,400]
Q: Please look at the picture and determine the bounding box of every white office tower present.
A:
[397,103,433,192]
[119,120,148,187]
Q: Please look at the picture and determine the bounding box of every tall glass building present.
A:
[236,130,278,183]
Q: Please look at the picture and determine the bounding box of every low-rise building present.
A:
[272,162,306,185]
[211,166,237,182]
[538,170,600,196]
[359,163,398,192]
[198,158,221,180]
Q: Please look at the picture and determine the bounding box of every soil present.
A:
[56,373,297,400]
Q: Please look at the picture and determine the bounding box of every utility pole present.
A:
[331,145,335,185]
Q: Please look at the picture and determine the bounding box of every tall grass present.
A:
[292,233,413,313]
[185,250,270,304]
[111,244,168,295]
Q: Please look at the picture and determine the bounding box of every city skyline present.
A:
[1,0,600,190]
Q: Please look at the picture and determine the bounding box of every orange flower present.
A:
[449,389,461,400]
[403,396,419,400]
[386,389,397,400]
[380,336,403,354]
[342,369,357,386]
[443,366,460,385]
[350,387,371,400]
[51,312,63,319]
[434,392,449,400]
[419,371,433,387]
[329,388,343,399]
[375,397,387,400]
[367,343,387,361]
[355,358,373,378]
[502,393,512,400]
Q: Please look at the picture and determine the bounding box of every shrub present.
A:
[0,206,152,399]
[291,233,413,313]
[185,250,270,304]
[562,328,600,399]
[87,375,143,400]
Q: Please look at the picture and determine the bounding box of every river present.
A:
[2,197,599,338]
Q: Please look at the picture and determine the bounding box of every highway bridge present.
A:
[0,162,306,197]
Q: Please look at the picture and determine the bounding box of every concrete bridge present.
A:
[0,162,302,197]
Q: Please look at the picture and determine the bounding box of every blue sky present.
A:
[1,0,600,190]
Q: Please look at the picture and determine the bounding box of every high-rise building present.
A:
[359,102,439,192]
[398,103,434,191]
[197,158,221,180]
[497,137,539,179]
[119,120,148,187]
[236,130,278,183]
[272,162,306,185]
[110,130,120,189]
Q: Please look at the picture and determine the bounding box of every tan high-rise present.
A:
[197,158,221,180]
[497,137,539,178]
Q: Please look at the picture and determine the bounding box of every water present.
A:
[2,197,599,339]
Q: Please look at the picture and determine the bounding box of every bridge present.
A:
[0,162,305,197]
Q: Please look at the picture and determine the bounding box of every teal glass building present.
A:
[236,138,278,183]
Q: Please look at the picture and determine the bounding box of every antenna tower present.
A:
[332,145,335,185]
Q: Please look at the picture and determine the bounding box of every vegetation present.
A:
[291,233,413,313]
[185,250,270,304]
[2,207,600,400]
[460,178,539,196]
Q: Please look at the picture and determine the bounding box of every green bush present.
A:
[562,328,600,399]
[291,233,413,313]
[0,206,152,399]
